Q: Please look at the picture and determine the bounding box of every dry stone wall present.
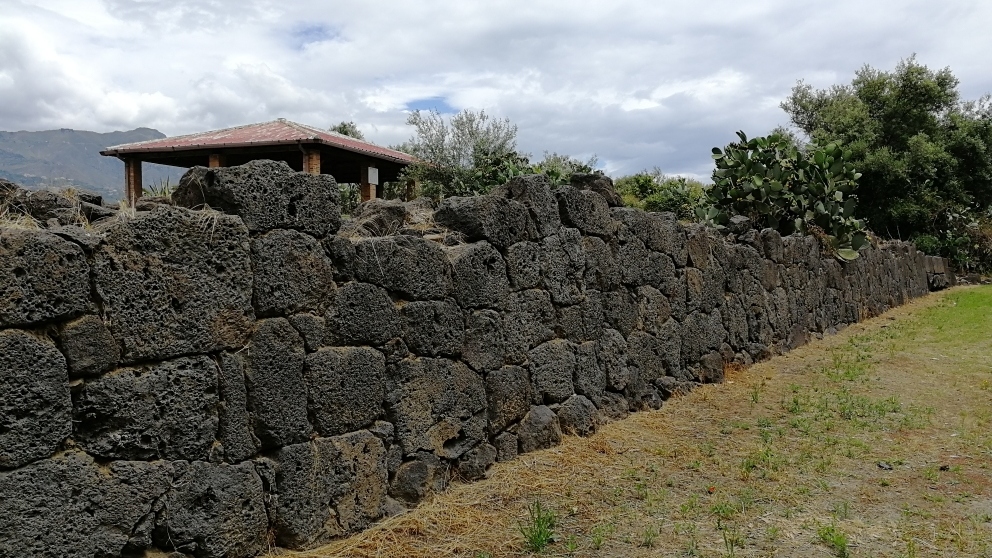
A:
[0,162,954,557]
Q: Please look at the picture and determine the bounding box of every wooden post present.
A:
[124,158,142,205]
[208,153,227,168]
[360,164,378,202]
[303,149,321,175]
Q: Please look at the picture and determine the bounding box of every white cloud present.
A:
[1,0,991,176]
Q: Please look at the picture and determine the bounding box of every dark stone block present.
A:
[553,186,614,237]
[402,299,464,357]
[517,405,562,454]
[322,234,356,282]
[557,395,598,436]
[760,228,785,263]
[446,241,510,308]
[386,357,487,459]
[457,443,497,481]
[682,311,726,367]
[590,391,629,420]
[216,352,259,463]
[306,346,386,436]
[389,451,448,505]
[582,235,621,291]
[0,330,70,469]
[0,228,90,327]
[94,206,254,363]
[698,351,725,383]
[494,431,518,462]
[154,461,267,558]
[528,339,576,404]
[492,174,562,238]
[597,329,631,392]
[574,341,607,400]
[57,315,119,378]
[434,195,531,249]
[636,285,672,334]
[73,355,218,461]
[272,432,387,548]
[601,288,638,336]
[251,229,336,317]
[504,289,556,358]
[540,228,586,305]
[505,241,542,290]
[0,451,173,558]
[485,365,534,434]
[173,159,341,237]
[462,309,508,372]
[569,173,623,207]
[244,318,311,449]
[325,282,402,346]
[352,235,451,300]
[288,312,326,351]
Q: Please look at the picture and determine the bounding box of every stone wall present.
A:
[0,162,953,558]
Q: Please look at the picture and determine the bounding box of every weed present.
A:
[817,522,850,557]
[518,500,556,552]
[589,523,614,550]
[722,524,744,557]
[679,495,700,518]
[563,535,578,553]
[711,501,737,520]
[750,380,765,404]
[640,525,658,548]
[832,501,850,520]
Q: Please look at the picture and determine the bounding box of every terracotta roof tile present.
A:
[100,119,416,164]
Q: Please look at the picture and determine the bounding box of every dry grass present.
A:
[275,286,992,558]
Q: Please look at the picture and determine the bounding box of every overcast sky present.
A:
[2,0,991,179]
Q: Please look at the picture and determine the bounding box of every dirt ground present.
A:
[280,286,992,558]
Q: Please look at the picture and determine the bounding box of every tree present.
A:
[781,56,992,268]
[330,121,365,140]
[397,109,523,198]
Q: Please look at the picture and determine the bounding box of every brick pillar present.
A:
[360,164,378,202]
[208,153,226,168]
[124,158,142,205]
[303,149,321,175]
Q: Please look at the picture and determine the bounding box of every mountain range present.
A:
[0,127,183,201]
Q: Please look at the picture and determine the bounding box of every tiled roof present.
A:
[100,119,416,164]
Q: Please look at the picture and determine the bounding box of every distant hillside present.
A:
[0,127,184,201]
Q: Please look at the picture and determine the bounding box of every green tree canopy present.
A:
[330,121,365,140]
[781,56,992,245]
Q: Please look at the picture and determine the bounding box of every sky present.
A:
[2,0,992,179]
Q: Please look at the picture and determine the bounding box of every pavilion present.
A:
[100,119,416,204]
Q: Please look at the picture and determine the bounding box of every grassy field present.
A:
[286,286,992,558]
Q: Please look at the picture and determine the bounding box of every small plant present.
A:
[563,535,578,553]
[817,522,850,557]
[589,523,614,550]
[518,500,557,552]
[711,501,738,520]
[640,525,659,548]
[143,177,174,198]
[722,525,744,557]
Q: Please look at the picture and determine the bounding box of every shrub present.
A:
[701,131,869,260]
